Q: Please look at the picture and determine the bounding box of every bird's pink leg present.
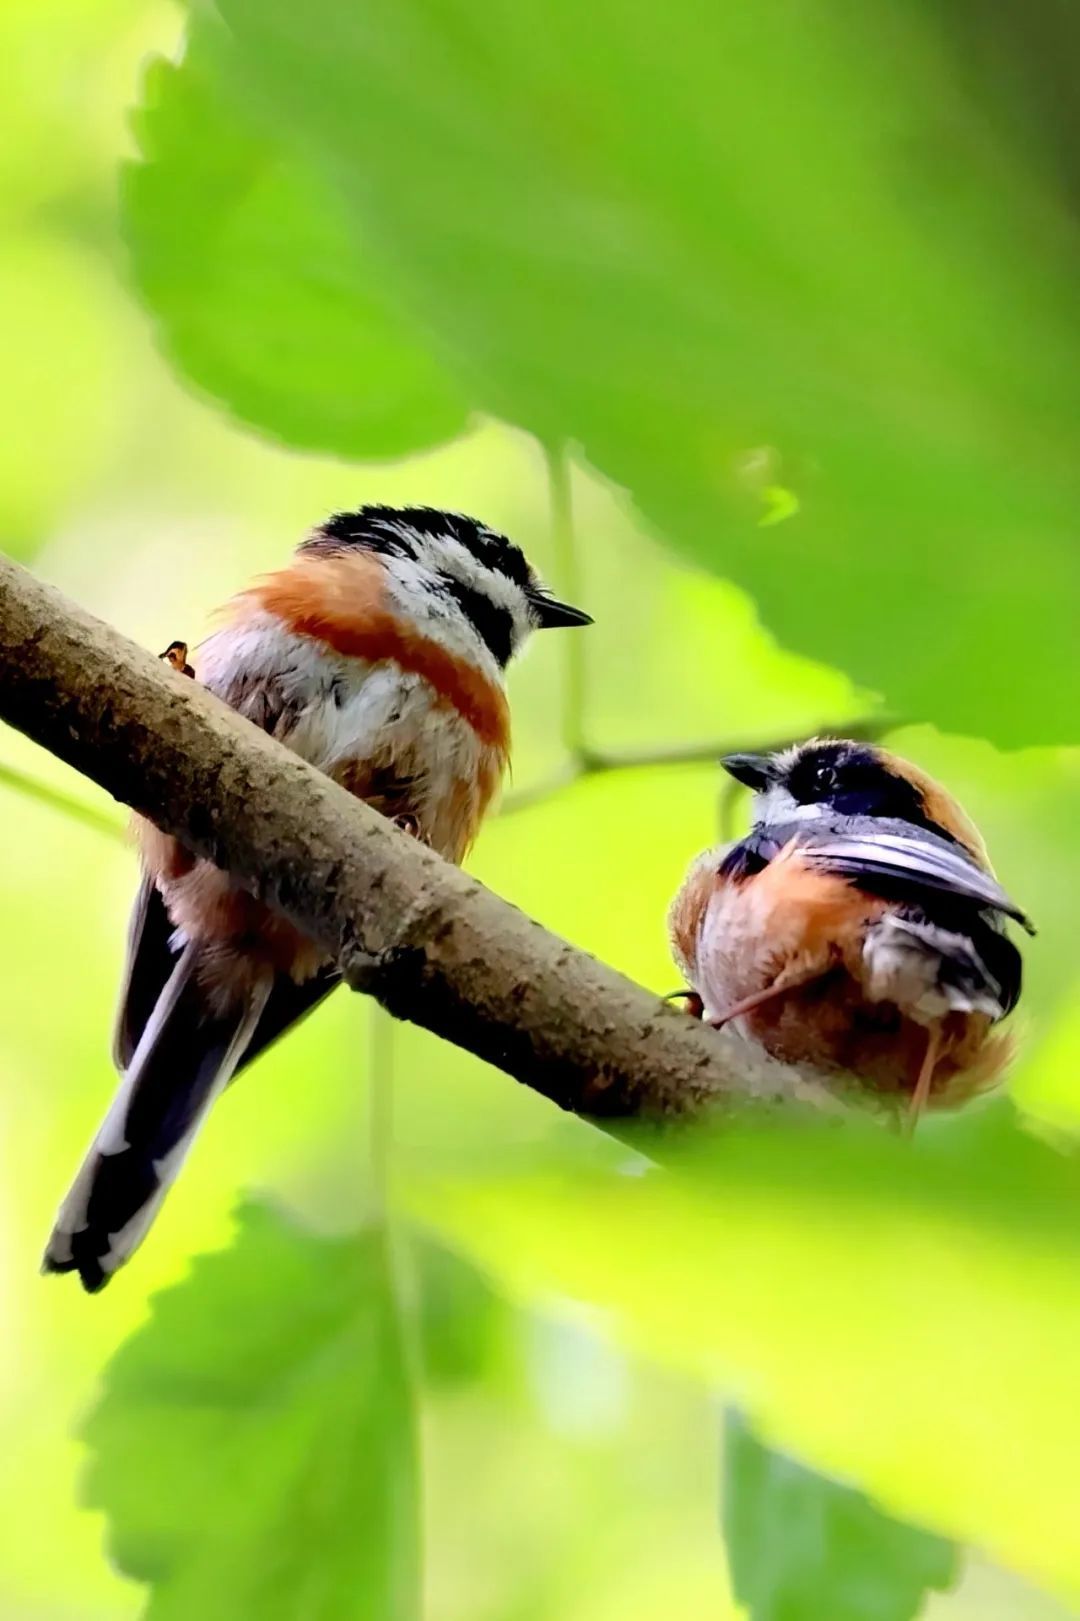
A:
[905,1025,941,1138]
[709,963,830,1030]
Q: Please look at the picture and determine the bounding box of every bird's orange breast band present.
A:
[245,552,512,753]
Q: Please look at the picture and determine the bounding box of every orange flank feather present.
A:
[876,749,990,866]
[668,854,714,977]
[243,551,512,755]
[707,841,883,1007]
[134,819,321,1006]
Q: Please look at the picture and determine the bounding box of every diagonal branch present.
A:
[0,554,824,1123]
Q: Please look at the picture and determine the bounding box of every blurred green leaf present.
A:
[83,1202,420,1621]
[413,1234,507,1390]
[217,0,1080,743]
[0,234,122,555]
[123,13,468,459]
[723,1409,957,1621]
[407,1105,1080,1599]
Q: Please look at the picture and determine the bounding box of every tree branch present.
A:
[0,554,822,1122]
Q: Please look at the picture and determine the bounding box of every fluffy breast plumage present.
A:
[140,563,510,986]
[197,597,508,865]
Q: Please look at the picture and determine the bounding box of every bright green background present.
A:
[1,0,1078,1616]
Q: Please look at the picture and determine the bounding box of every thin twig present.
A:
[498,759,586,817]
[578,716,901,776]
[498,717,898,822]
[368,1006,396,1224]
[0,759,124,840]
[543,441,588,759]
[363,1004,424,1613]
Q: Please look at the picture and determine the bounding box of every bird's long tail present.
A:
[43,945,270,1293]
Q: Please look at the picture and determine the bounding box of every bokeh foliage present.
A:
[1,0,1079,1618]
[125,11,468,459]
[85,1205,420,1621]
[153,0,1080,742]
[409,1102,1080,1594]
[723,1409,958,1621]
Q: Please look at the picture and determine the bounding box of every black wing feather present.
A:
[112,876,182,1072]
[234,968,341,1077]
[964,916,1024,1015]
[114,885,340,1086]
[787,819,1033,933]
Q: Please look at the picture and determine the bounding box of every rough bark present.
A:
[0,554,818,1121]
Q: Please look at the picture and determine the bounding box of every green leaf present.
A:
[123,13,468,459]
[217,0,1080,742]
[82,1202,420,1621]
[413,1233,507,1390]
[406,1104,1080,1600]
[0,234,122,556]
[723,1410,957,1621]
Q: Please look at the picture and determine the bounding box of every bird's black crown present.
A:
[724,738,963,846]
[302,504,533,591]
[784,741,898,811]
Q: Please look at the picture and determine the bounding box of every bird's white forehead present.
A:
[748,740,830,829]
[754,784,829,827]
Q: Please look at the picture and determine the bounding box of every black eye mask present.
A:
[783,745,959,841]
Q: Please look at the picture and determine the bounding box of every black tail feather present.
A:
[44,949,269,1292]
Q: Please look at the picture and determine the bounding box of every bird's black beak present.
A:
[720,752,772,791]
[530,593,593,629]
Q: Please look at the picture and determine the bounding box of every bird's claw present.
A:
[664,988,704,1019]
[392,813,424,840]
[160,640,195,678]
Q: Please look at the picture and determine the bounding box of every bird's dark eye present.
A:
[784,745,861,806]
[810,760,837,798]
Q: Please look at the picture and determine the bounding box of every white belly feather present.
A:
[196,612,497,857]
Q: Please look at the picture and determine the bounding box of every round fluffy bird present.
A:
[44,505,591,1291]
[668,739,1033,1123]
